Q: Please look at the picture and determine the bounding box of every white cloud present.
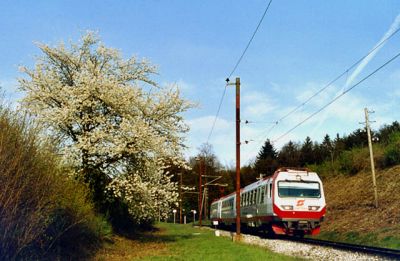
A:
[184,115,235,162]
[242,90,276,118]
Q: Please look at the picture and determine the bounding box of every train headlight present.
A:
[308,206,320,211]
[281,205,293,210]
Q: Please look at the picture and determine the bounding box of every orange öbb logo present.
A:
[296,200,305,206]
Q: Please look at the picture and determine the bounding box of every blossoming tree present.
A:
[19,32,191,223]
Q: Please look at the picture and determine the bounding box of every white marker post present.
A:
[192,210,197,225]
[173,209,177,224]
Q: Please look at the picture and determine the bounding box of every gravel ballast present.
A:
[201,227,391,260]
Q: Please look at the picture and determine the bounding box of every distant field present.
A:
[95,223,300,260]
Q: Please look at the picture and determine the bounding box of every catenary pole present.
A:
[198,158,203,226]
[179,172,183,224]
[364,108,379,208]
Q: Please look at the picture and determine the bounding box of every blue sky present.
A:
[1,0,400,166]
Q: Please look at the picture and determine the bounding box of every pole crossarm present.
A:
[203,176,222,186]
[205,183,228,187]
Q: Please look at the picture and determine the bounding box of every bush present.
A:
[383,132,400,167]
[0,107,111,260]
[384,145,400,167]
[337,148,370,175]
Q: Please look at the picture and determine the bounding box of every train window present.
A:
[249,191,252,205]
[278,181,321,198]
[247,191,251,205]
[260,186,265,203]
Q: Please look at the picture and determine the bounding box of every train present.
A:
[210,168,326,236]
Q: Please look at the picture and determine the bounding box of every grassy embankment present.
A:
[314,165,400,249]
[95,223,300,261]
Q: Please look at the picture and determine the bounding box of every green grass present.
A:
[140,223,301,261]
[312,230,400,250]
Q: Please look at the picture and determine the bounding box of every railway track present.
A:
[202,225,400,259]
[278,236,400,260]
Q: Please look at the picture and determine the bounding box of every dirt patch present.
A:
[94,229,169,261]
[322,165,400,236]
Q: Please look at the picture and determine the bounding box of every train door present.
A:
[218,201,222,219]
[266,179,273,214]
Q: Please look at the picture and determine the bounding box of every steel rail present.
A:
[277,235,400,259]
[204,224,400,259]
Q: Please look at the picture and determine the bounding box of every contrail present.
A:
[310,13,400,137]
[345,13,400,88]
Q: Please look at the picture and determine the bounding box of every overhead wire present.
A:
[206,0,273,143]
[207,84,228,143]
[227,0,273,79]
[249,25,400,145]
[272,49,400,143]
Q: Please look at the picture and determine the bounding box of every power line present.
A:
[279,26,400,123]
[206,0,274,143]
[259,26,400,138]
[228,0,273,79]
[272,49,400,143]
[207,84,228,143]
[250,25,400,146]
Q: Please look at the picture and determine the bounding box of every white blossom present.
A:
[19,32,192,222]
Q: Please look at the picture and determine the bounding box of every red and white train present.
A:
[210,168,326,236]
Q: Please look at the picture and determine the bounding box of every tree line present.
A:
[182,121,400,220]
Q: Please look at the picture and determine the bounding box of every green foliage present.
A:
[337,149,368,175]
[254,139,278,177]
[382,131,400,167]
[0,107,110,260]
[384,145,400,167]
[378,121,400,145]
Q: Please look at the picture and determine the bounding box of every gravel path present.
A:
[201,227,392,260]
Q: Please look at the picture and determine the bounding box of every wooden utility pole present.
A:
[235,77,241,236]
[198,158,203,226]
[227,77,241,237]
[179,172,183,224]
[364,108,379,208]
[204,187,208,219]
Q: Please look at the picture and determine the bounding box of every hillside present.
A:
[317,165,400,249]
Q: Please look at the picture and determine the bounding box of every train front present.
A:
[272,169,326,236]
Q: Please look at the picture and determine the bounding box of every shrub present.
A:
[384,145,400,167]
[337,148,370,175]
[0,107,111,260]
[383,131,400,167]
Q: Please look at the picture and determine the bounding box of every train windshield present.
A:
[278,181,321,198]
